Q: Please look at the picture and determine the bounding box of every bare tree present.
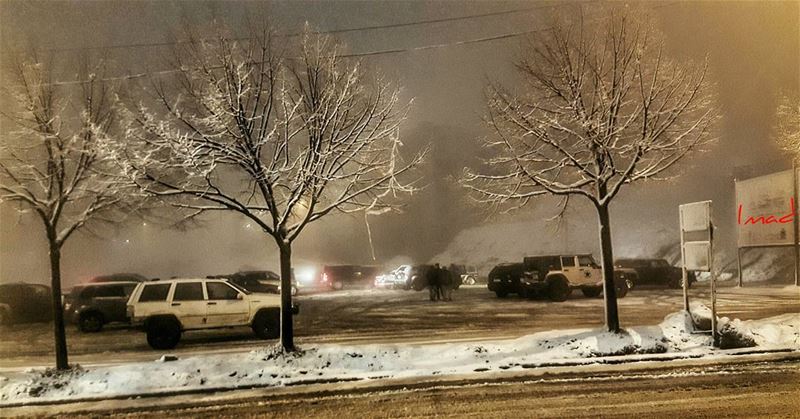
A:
[774,94,800,160]
[463,10,718,332]
[117,26,425,351]
[0,56,128,369]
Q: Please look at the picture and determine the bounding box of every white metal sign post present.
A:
[679,200,717,347]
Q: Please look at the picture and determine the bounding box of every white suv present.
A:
[127,278,293,349]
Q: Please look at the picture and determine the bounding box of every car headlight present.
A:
[295,267,317,284]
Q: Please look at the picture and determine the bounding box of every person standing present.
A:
[439,265,453,301]
[427,263,440,301]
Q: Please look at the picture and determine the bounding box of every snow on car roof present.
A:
[148,278,214,283]
[73,281,140,287]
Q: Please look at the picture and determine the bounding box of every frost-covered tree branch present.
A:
[0,55,133,370]
[464,12,717,211]
[115,24,425,351]
[462,9,719,333]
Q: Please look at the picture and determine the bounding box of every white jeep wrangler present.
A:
[127,278,294,349]
[489,254,631,301]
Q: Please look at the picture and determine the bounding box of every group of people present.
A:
[426,263,456,301]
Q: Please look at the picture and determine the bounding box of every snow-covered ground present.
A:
[1,304,797,406]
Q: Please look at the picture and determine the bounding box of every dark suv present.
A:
[0,283,52,325]
[210,271,299,296]
[65,282,139,332]
[320,265,383,290]
[615,258,695,288]
[486,263,530,297]
[88,273,148,283]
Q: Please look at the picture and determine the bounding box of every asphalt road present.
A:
[22,355,800,418]
[2,283,798,370]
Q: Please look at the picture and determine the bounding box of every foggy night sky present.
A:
[0,1,798,286]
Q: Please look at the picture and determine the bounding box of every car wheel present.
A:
[291,286,299,296]
[582,287,602,298]
[146,318,181,350]
[79,312,104,333]
[625,278,634,290]
[668,277,682,289]
[495,290,508,298]
[332,280,344,291]
[0,307,8,326]
[546,276,571,302]
[616,281,629,298]
[465,276,476,285]
[252,310,280,339]
[412,278,425,291]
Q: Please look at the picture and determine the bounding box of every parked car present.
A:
[0,282,52,325]
[488,254,631,301]
[447,264,479,288]
[374,264,460,291]
[615,258,696,288]
[65,281,139,332]
[127,278,297,349]
[208,271,298,296]
[320,265,383,290]
[407,265,435,291]
[486,263,529,297]
[458,265,480,285]
[375,265,413,289]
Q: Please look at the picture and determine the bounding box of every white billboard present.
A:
[735,169,798,247]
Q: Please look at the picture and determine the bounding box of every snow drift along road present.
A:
[1,304,797,405]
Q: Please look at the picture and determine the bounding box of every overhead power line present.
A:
[24,2,583,55]
[26,2,679,87]
[340,24,556,58]
[39,23,574,87]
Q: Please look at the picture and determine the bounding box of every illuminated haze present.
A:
[0,1,797,286]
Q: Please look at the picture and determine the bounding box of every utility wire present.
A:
[21,2,584,55]
[27,2,679,87]
[340,24,556,58]
[39,23,569,87]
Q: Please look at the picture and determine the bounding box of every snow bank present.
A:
[1,307,798,405]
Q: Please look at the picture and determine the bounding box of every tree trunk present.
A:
[277,240,295,351]
[596,202,620,333]
[47,236,69,370]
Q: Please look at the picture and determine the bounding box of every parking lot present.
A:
[1,283,798,369]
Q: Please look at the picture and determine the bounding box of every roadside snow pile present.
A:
[1,307,798,405]
[717,314,800,349]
